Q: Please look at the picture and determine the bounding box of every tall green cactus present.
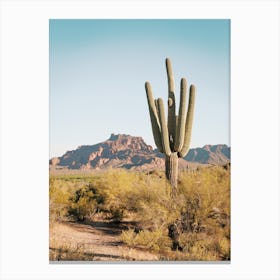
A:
[145,58,196,189]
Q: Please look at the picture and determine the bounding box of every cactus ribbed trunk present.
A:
[165,152,179,189]
[145,58,196,190]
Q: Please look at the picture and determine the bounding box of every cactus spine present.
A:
[145,58,196,189]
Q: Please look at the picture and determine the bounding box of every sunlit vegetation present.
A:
[50,166,230,261]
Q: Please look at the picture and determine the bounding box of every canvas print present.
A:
[49,19,230,261]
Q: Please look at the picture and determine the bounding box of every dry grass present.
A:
[50,166,230,261]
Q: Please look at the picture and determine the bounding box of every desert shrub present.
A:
[168,231,230,261]
[49,176,99,222]
[49,166,230,260]
[177,167,230,233]
[165,166,231,260]
[126,178,177,230]
[93,169,136,221]
[49,243,95,261]
[68,185,101,221]
[121,228,172,253]
[49,179,73,222]
[120,166,230,260]
[82,169,170,222]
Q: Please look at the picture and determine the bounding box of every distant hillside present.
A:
[50,133,230,171]
[184,144,230,165]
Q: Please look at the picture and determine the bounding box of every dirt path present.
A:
[49,221,159,261]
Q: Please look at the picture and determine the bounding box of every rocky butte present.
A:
[49,134,230,171]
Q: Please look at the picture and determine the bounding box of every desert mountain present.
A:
[50,133,230,171]
[184,144,230,165]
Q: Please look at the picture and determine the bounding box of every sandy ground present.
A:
[49,221,159,261]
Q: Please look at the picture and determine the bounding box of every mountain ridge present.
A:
[50,133,230,171]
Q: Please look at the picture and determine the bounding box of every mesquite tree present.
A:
[145,58,196,189]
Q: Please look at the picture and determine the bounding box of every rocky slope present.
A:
[50,133,230,171]
[184,144,230,165]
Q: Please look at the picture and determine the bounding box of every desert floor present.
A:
[49,220,159,262]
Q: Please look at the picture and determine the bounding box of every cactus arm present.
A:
[179,84,196,158]
[176,115,178,126]
[174,78,187,152]
[166,58,176,150]
[144,58,196,190]
[154,99,160,119]
[157,98,172,156]
[145,82,163,152]
[166,58,175,93]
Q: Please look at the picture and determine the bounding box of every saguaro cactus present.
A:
[145,58,196,189]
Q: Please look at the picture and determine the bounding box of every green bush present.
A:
[68,185,100,221]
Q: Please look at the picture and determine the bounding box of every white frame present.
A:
[0,0,279,279]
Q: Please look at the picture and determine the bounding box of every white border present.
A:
[0,0,279,279]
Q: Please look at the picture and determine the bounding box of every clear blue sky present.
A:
[49,19,230,158]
